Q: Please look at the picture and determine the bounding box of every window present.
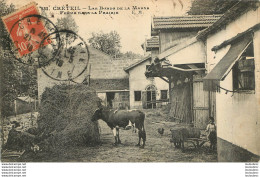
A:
[134,91,141,101]
[233,42,255,91]
[161,90,168,100]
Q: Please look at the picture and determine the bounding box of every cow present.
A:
[91,107,146,148]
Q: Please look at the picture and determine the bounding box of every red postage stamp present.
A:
[1,2,51,57]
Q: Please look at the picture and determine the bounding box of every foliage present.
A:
[56,14,79,33]
[118,51,143,59]
[0,0,15,50]
[88,31,121,57]
[1,1,16,117]
[0,1,38,117]
[187,0,239,15]
[1,52,38,117]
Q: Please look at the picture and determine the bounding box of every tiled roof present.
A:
[146,37,159,49]
[152,15,222,30]
[90,79,129,91]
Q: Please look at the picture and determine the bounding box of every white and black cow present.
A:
[91,108,146,148]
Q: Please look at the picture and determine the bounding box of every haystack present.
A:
[37,84,100,150]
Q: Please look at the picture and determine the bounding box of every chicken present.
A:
[158,128,164,135]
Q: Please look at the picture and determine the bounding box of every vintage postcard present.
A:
[0,0,259,166]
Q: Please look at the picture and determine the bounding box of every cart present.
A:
[186,137,208,149]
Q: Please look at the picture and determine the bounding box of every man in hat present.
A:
[5,121,22,151]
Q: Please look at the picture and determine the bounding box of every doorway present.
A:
[146,85,156,109]
[106,92,115,108]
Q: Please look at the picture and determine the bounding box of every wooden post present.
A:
[190,76,194,126]
[34,96,37,111]
[68,80,72,120]
[208,90,211,118]
[14,99,17,116]
[169,77,171,102]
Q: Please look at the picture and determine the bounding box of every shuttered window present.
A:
[233,42,255,91]
[161,90,168,100]
[134,91,141,101]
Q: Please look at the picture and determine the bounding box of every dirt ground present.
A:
[4,109,217,162]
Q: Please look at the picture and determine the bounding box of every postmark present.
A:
[1,2,89,81]
[40,30,89,81]
[1,2,59,65]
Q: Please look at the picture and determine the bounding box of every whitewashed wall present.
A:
[206,7,260,156]
[167,40,206,65]
[128,60,168,109]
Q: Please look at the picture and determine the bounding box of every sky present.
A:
[6,0,191,55]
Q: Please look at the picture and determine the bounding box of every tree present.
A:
[0,0,15,49]
[1,0,16,117]
[88,31,121,57]
[1,1,38,117]
[1,51,38,117]
[56,14,79,33]
[187,0,239,15]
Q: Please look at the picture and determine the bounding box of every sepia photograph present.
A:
[0,0,259,165]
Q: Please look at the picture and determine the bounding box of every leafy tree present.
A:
[1,52,18,117]
[88,31,121,58]
[0,52,38,117]
[56,14,79,33]
[187,0,239,15]
[1,0,16,117]
[1,1,38,117]
[0,0,15,49]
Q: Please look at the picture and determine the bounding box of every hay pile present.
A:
[37,84,100,150]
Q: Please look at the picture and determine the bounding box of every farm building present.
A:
[141,36,160,59]
[198,1,260,161]
[37,46,138,109]
[38,37,169,110]
[146,15,221,126]
[124,55,169,109]
[146,1,260,161]
[124,36,168,109]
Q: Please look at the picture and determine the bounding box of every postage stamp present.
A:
[1,2,51,58]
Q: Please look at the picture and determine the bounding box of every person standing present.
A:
[206,117,217,151]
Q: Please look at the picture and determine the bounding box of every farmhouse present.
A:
[146,15,221,126]
[198,1,260,161]
[124,56,169,109]
[146,1,260,161]
[124,36,168,109]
